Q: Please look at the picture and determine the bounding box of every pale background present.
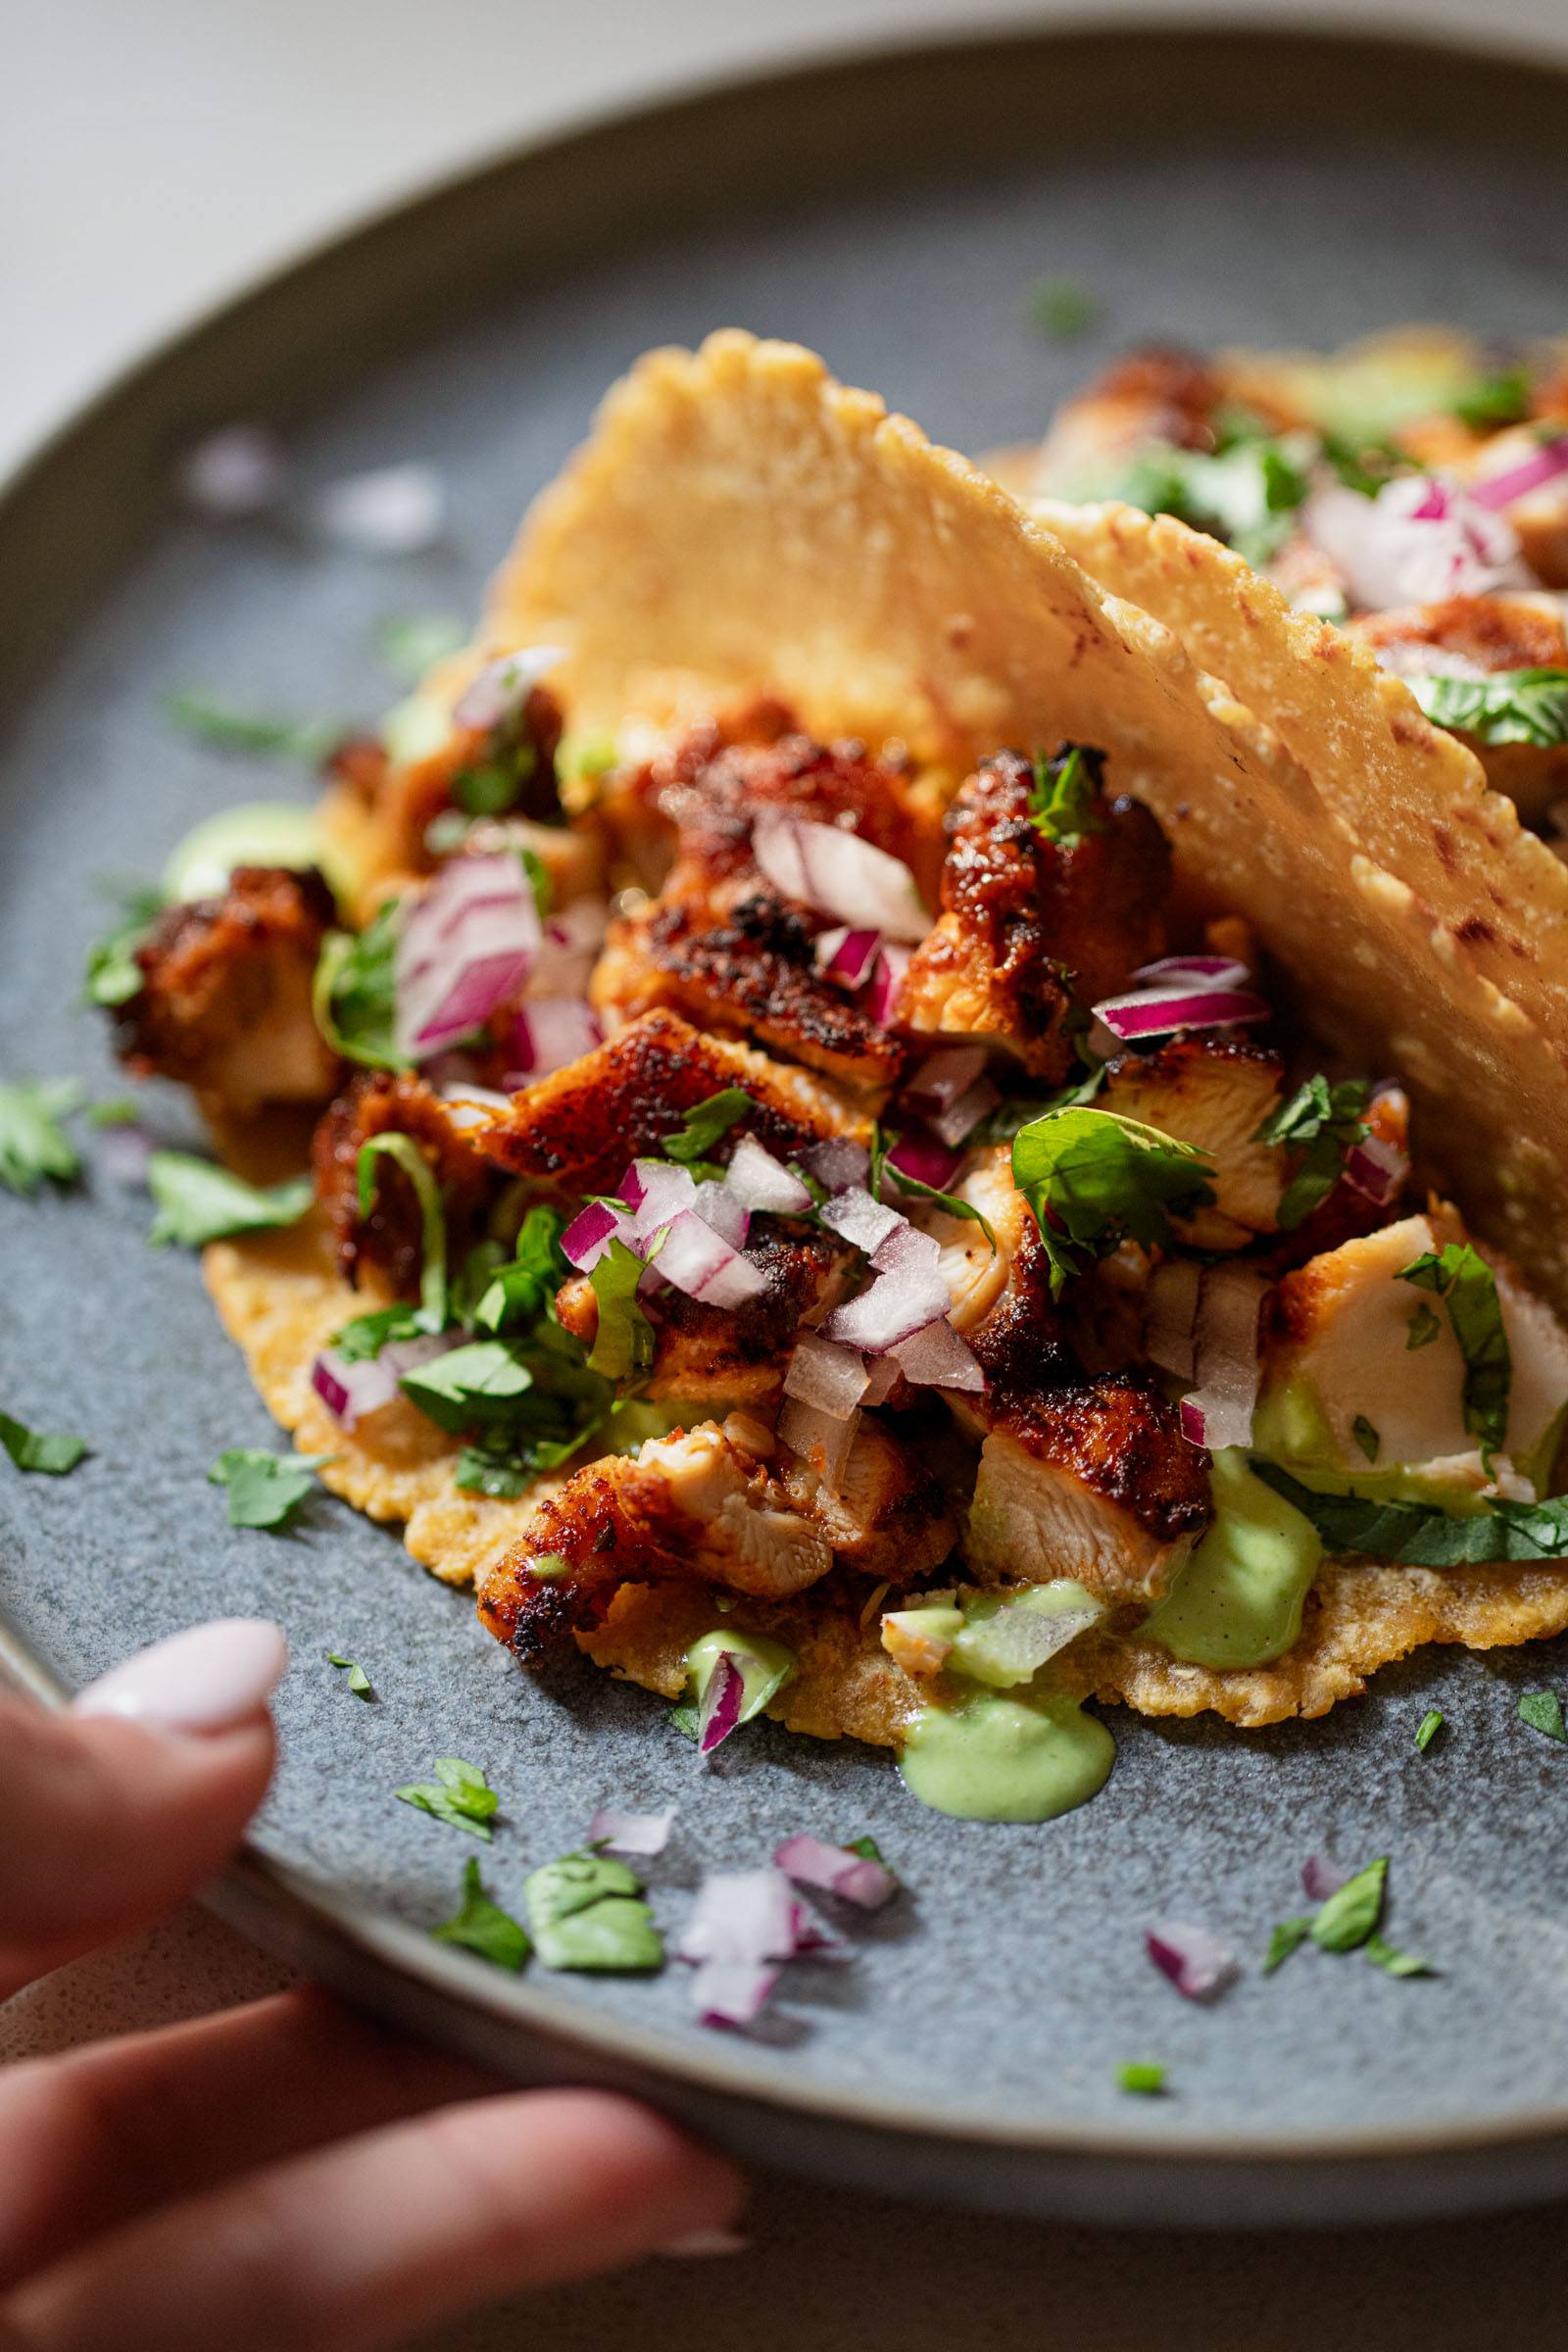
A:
[7,0,1568,2344]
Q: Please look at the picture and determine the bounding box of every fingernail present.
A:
[73,1618,288,1733]
[657,2228,750,2258]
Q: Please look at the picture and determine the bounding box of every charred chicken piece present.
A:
[313,1070,494,1295]
[1029,347,1227,496]
[779,1415,956,1584]
[383,684,565,873]
[1101,1036,1287,1248]
[1349,593,1568,822]
[475,1008,868,1199]
[899,752,1169,1077]
[119,866,340,1112]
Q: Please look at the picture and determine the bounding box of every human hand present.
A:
[0,1620,742,2351]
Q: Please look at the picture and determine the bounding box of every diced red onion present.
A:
[800,1138,869,1191]
[677,1868,802,1963]
[178,423,286,518]
[314,462,446,556]
[624,1159,698,1243]
[885,1133,964,1192]
[752,811,930,942]
[453,645,566,731]
[889,1318,985,1393]
[813,925,883,987]
[1301,1854,1350,1902]
[1131,954,1250,990]
[96,1121,156,1189]
[929,1078,1001,1150]
[957,1598,1101,1682]
[696,1653,746,1756]
[1093,986,1270,1042]
[645,1210,765,1308]
[691,1957,781,2028]
[1470,435,1568,513]
[1300,475,1529,608]
[561,1199,635,1272]
[774,1833,897,1910]
[778,1397,860,1487]
[509,997,600,1079]
[396,854,541,1058]
[381,1332,464,1381]
[820,1185,904,1256]
[864,944,911,1028]
[1143,1257,1201,1382]
[870,1220,942,1277]
[692,1180,751,1251]
[860,1355,904,1407]
[723,1134,811,1215]
[1344,1129,1407,1207]
[821,1266,952,1353]
[784,1335,869,1420]
[903,1046,989,1116]
[311,1348,398,1429]
[588,1803,673,1857]
[546,896,611,956]
[1146,1920,1240,2001]
[1179,1265,1269,1451]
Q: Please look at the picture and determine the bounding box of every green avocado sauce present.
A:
[898,1684,1115,1823]
[685,1629,796,1722]
[1140,1447,1322,1669]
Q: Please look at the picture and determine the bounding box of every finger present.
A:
[0,1622,284,1996]
[8,2089,745,2352]
[0,1987,501,2288]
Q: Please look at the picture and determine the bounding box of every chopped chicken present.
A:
[1028,347,1226,498]
[780,1415,956,1582]
[475,1007,868,1198]
[313,1069,495,1294]
[1349,593,1568,822]
[899,752,1169,1077]
[918,1146,1037,1335]
[1260,1208,1568,1488]
[382,684,565,873]
[1102,1037,1287,1248]
[119,866,340,1112]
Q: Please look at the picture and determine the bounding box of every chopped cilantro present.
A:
[523,1849,663,1972]
[399,1340,533,1432]
[518,844,553,919]
[208,1447,327,1530]
[453,1442,535,1498]
[1451,368,1533,431]
[881,1150,998,1250]
[662,1089,752,1169]
[146,1152,313,1247]
[1011,1105,1215,1295]
[377,612,466,683]
[845,1835,888,1863]
[0,1079,82,1197]
[312,900,408,1071]
[329,1301,432,1362]
[1263,1917,1312,1974]
[668,1701,699,1740]
[1024,276,1102,340]
[431,1857,530,1970]
[395,1755,499,1839]
[1115,2061,1166,2096]
[327,1651,374,1698]
[85,1097,141,1128]
[166,689,339,762]
[1406,1301,1442,1351]
[357,1133,448,1328]
[1364,1933,1434,1979]
[1249,1462,1568,1567]
[587,1238,656,1380]
[1519,1690,1565,1742]
[471,1204,567,1335]
[450,692,546,820]
[1407,667,1568,751]
[1398,1243,1511,1466]
[82,877,166,1007]
[1310,1857,1387,1953]
[1110,431,1313,567]
[0,1410,88,1476]
[1415,1708,1444,1753]
[1028,743,1106,849]
[1254,1075,1372,1230]
[1351,1414,1381,1464]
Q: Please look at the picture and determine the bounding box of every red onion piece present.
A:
[453,645,565,731]
[800,1138,869,1192]
[903,1046,989,1116]
[889,1318,985,1393]
[179,423,286,518]
[311,1348,398,1429]
[820,1185,904,1256]
[813,925,883,987]
[929,1077,1001,1150]
[1470,435,1568,512]
[783,1335,869,1420]
[624,1159,698,1243]
[1300,475,1528,607]
[1146,1920,1240,2001]
[561,1199,633,1272]
[870,1220,942,1277]
[885,1133,964,1192]
[860,1355,903,1407]
[646,1209,765,1308]
[1301,1854,1350,1902]
[696,1653,746,1756]
[587,1803,673,1857]
[510,997,600,1079]
[1143,1257,1201,1382]
[774,1832,897,1911]
[315,462,446,556]
[778,1397,860,1487]
[1093,986,1271,1042]
[381,1332,464,1381]
[1131,953,1250,990]
[677,1868,802,1962]
[691,1957,781,2028]
[395,854,541,1058]
[1180,1265,1269,1452]
[96,1121,156,1189]
[821,1266,951,1353]
[752,810,930,942]
[692,1179,751,1251]
[864,943,911,1027]
[1344,1130,1407,1207]
[723,1134,812,1215]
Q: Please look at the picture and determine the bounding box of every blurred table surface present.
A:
[8,0,1568,2343]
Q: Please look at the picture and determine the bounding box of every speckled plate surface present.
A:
[7,24,1568,2228]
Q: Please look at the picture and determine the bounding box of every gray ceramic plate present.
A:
[7,24,1568,2230]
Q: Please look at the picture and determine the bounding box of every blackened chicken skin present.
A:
[899,752,1169,1077]
[313,1070,494,1295]
[119,865,340,1112]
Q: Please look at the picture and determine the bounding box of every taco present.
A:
[111,332,1568,1825]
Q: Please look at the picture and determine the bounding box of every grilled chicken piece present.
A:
[779,1415,956,1583]
[1028,347,1225,498]
[313,1070,495,1294]
[899,753,1169,1077]
[1349,593,1568,821]
[475,1008,868,1198]
[119,866,340,1112]
[1102,1038,1287,1248]
[380,684,565,873]
[918,1147,1037,1337]
[1259,1209,1568,1491]
[555,1222,856,1409]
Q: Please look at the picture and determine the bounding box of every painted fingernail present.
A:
[73,1618,288,1733]
[657,2228,750,2258]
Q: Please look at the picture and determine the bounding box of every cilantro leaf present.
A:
[1263,1917,1312,1974]
[85,1098,141,1128]
[845,1835,888,1864]
[0,1410,88,1476]
[208,1447,327,1530]
[1024,276,1102,339]
[587,1238,656,1380]
[146,1152,313,1247]
[1310,1857,1387,1952]
[1415,1708,1443,1753]
[166,689,339,762]
[329,1301,432,1362]
[82,878,165,1007]
[357,1133,448,1328]
[431,1857,530,1970]
[0,1079,82,1198]
[1254,1074,1372,1230]
[1398,1243,1511,1465]
[1363,1932,1434,1979]
[1011,1105,1215,1294]
[1406,1301,1442,1351]
[1407,668,1568,751]
[1519,1690,1566,1742]
[1115,2061,1166,2095]
[471,1205,568,1335]
[967,1063,1105,1148]
[312,900,408,1071]
[453,1443,535,1498]
[662,1089,752,1168]
[1351,1414,1381,1464]
[1029,743,1106,848]
[1110,433,1313,566]
[377,612,466,683]
[399,1340,533,1433]
[1249,1462,1568,1567]
[523,1849,663,1972]
[327,1651,373,1698]
[395,1756,499,1839]
[1451,368,1533,431]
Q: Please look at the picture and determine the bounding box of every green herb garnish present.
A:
[0,1410,89,1476]
[1398,1242,1511,1466]
[523,1849,663,1972]
[312,900,408,1071]
[471,1204,568,1334]
[1263,1918,1312,1975]
[1407,667,1568,751]
[587,1238,657,1380]
[85,1098,141,1128]
[1310,1858,1387,1953]
[1024,276,1102,339]
[82,877,165,1007]
[1028,743,1106,849]
[1363,1933,1434,1978]
[1415,1708,1443,1753]
[881,1150,998,1250]
[166,689,339,762]
[431,1857,530,1969]
[1249,1462,1568,1566]
[357,1133,448,1329]
[395,1755,500,1839]
[146,1152,313,1247]
[0,1079,82,1198]
[1011,1105,1215,1294]
[398,1340,533,1432]
[1406,1302,1442,1351]
[1451,368,1533,431]
[1110,430,1314,567]
[662,1088,752,1170]
[1115,2060,1166,2096]
[327,1651,374,1698]
[1351,1415,1381,1464]
[1519,1690,1566,1742]
[1254,1075,1372,1230]
[208,1447,327,1530]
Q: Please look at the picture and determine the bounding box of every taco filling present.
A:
[104,334,1568,1826]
